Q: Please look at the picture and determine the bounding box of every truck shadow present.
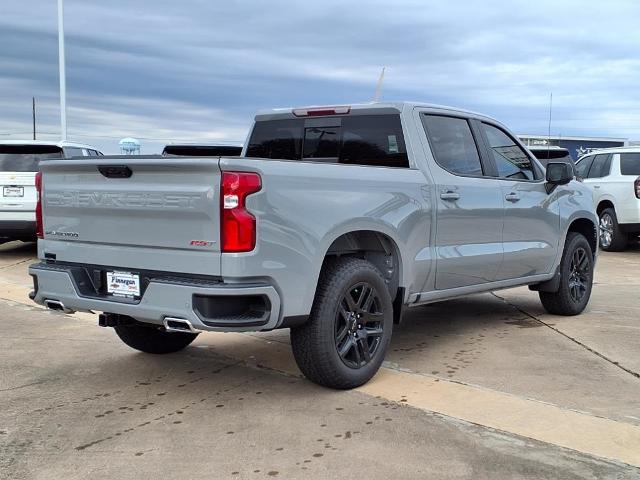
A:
[0,240,37,256]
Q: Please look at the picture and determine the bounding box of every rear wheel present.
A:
[290,257,393,389]
[114,322,198,354]
[599,208,627,251]
[539,232,593,315]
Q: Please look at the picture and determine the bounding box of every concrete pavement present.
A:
[1,241,639,479]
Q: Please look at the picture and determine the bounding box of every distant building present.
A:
[519,135,627,160]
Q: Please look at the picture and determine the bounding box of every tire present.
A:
[114,322,198,354]
[539,232,594,316]
[290,257,393,389]
[599,208,627,251]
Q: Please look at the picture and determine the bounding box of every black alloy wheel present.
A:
[568,246,590,303]
[335,282,385,369]
[290,257,393,389]
[539,232,593,316]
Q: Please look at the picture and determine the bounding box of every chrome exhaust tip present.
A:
[163,317,201,334]
[44,299,74,313]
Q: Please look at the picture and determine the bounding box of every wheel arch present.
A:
[315,227,407,323]
[566,217,598,258]
[596,198,616,216]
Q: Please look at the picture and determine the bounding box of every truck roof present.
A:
[256,101,496,122]
[0,139,99,150]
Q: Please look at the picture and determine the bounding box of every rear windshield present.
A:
[531,149,571,165]
[620,153,640,176]
[0,145,63,172]
[246,114,409,168]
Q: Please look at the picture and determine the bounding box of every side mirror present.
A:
[545,162,573,193]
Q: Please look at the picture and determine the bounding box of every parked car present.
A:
[527,146,572,166]
[0,141,102,242]
[29,102,597,389]
[575,147,640,251]
[162,144,243,157]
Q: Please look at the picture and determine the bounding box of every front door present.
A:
[421,113,504,290]
[477,122,560,279]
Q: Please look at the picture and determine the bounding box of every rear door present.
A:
[420,113,504,290]
[582,153,613,194]
[0,145,63,218]
[40,157,222,276]
[477,122,560,279]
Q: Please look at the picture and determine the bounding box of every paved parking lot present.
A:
[1,241,640,479]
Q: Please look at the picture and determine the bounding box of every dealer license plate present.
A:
[3,186,24,197]
[106,271,140,297]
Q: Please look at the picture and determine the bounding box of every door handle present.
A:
[593,185,601,189]
[505,193,520,202]
[440,191,460,201]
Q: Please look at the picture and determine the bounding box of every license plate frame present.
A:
[106,271,141,297]
[3,186,24,197]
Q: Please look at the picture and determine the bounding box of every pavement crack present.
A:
[0,380,47,392]
[491,292,640,380]
[0,259,32,270]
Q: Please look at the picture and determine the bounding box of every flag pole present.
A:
[58,0,67,141]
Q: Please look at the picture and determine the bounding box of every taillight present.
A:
[221,171,261,252]
[35,172,43,239]
[635,177,640,199]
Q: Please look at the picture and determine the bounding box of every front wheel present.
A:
[290,257,393,389]
[539,232,594,316]
[114,322,198,354]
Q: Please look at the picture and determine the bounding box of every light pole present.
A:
[57,0,67,141]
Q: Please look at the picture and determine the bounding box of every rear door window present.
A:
[246,114,409,168]
[64,147,85,157]
[587,154,612,178]
[620,153,640,175]
[0,145,63,172]
[421,115,483,176]
[481,123,539,180]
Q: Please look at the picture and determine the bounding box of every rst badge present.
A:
[190,240,215,247]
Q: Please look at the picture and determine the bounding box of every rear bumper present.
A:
[0,220,36,238]
[29,262,282,332]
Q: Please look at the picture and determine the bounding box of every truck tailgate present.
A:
[39,157,222,276]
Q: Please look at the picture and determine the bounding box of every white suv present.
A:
[575,148,640,251]
[0,141,102,242]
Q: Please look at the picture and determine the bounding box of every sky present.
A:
[2,0,640,154]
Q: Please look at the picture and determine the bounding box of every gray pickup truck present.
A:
[29,102,597,389]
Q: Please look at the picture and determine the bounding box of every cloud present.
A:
[2,0,640,153]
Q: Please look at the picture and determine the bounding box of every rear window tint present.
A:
[529,149,572,166]
[64,147,85,157]
[0,145,63,172]
[422,115,483,176]
[587,153,612,178]
[620,153,640,176]
[163,145,243,156]
[246,114,409,168]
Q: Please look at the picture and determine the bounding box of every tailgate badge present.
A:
[45,230,80,238]
[190,240,215,247]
